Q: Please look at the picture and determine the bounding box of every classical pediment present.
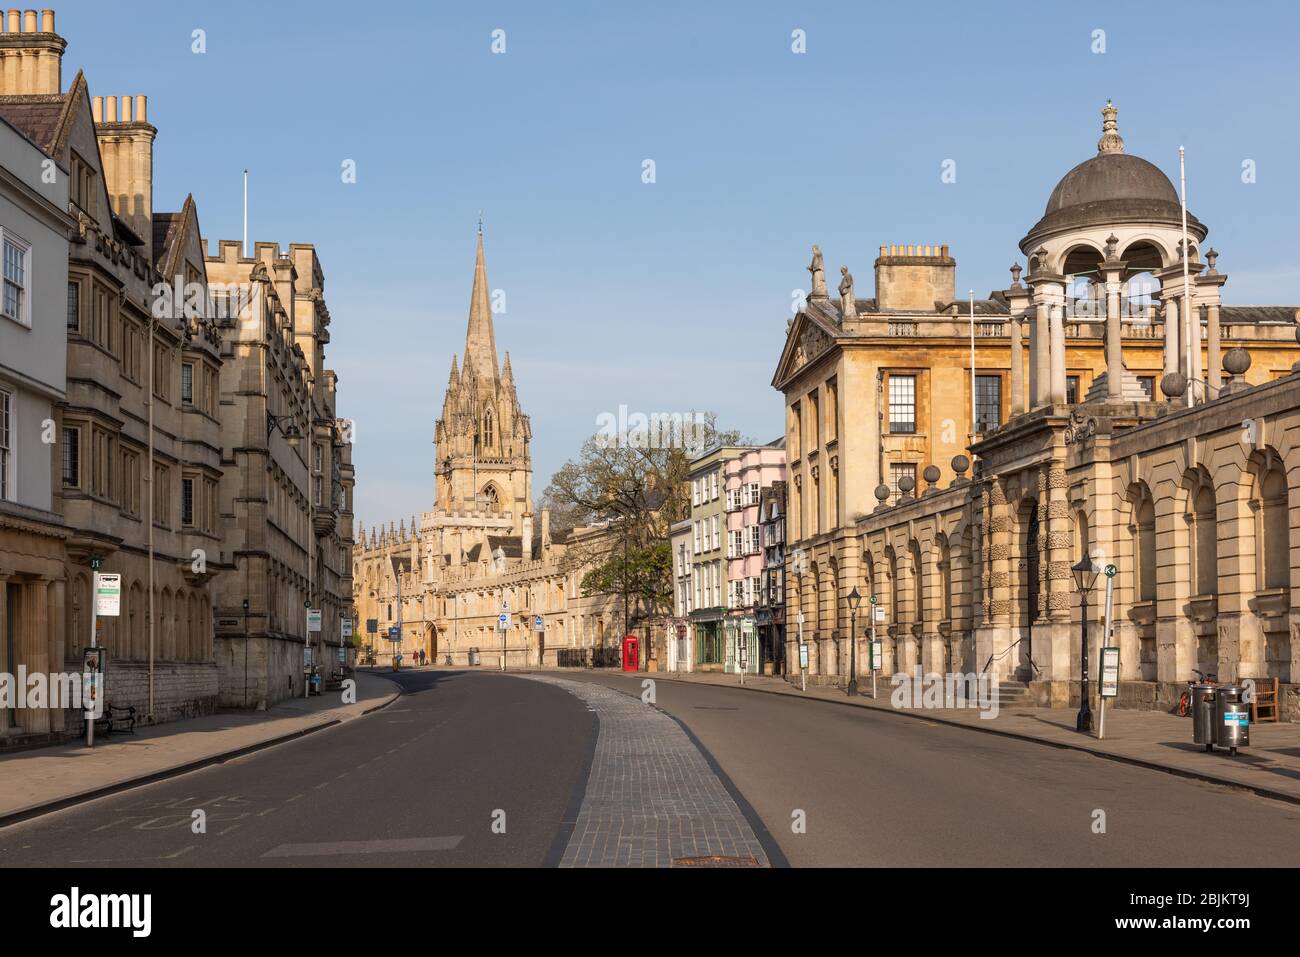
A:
[772,306,841,388]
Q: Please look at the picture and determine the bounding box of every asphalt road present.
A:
[2,668,1297,867]
[559,671,1300,867]
[0,670,593,867]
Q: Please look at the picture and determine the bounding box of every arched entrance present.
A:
[425,623,438,665]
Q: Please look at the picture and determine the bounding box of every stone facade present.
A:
[354,232,622,670]
[0,11,356,737]
[0,13,226,730]
[204,241,355,709]
[776,105,1300,718]
[0,83,74,740]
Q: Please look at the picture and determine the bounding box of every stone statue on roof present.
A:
[838,265,857,320]
[808,245,827,299]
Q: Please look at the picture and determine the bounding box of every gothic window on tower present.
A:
[482,408,494,450]
[482,484,499,512]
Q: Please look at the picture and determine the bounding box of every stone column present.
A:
[46,578,66,733]
[0,576,8,735]
[26,580,51,734]
[1009,317,1025,416]
[1188,294,1203,403]
[1163,296,1180,378]
[1105,271,1123,399]
[1049,299,1067,405]
[1206,302,1222,397]
[988,481,1012,679]
[1033,302,1051,409]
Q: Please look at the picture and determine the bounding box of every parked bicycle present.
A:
[1177,669,1217,716]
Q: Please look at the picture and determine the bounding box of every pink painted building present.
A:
[723,440,786,673]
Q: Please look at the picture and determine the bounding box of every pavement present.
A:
[607,667,1300,805]
[0,671,401,827]
[2,665,1298,867]
[0,669,595,866]
[556,669,1300,866]
[522,674,775,867]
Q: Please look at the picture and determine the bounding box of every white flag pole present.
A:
[243,169,249,257]
[969,290,977,446]
[1178,147,1194,406]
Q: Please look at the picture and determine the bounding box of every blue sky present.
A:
[52,0,1300,527]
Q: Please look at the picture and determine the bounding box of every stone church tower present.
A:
[434,229,533,535]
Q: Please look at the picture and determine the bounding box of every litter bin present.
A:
[1191,683,1217,751]
[1213,684,1250,756]
[468,647,481,667]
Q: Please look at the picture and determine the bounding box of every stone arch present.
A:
[1245,448,1288,592]
[159,587,174,659]
[480,482,503,513]
[1127,482,1157,603]
[1182,466,1217,598]
[1118,236,1174,271]
[128,580,144,660]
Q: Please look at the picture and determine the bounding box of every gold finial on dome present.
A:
[1098,100,1124,155]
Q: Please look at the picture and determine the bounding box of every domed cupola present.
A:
[1021,102,1205,252]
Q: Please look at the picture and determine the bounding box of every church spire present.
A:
[464,229,499,386]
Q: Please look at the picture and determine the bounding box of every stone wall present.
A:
[99,660,218,724]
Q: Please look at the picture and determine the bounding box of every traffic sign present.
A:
[533,615,544,631]
[498,612,511,630]
[341,617,353,639]
[388,626,400,640]
[306,608,322,632]
[1104,564,1117,578]
[94,573,121,617]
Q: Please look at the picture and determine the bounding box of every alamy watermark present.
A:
[890,666,999,720]
[595,405,708,453]
[0,668,102,716]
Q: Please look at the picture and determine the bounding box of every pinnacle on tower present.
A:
[464,230,499,386]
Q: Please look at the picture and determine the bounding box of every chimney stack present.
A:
[521,513,533,560]
[873,243,957,312]
[0,8,65,95]
[95,92,156,245]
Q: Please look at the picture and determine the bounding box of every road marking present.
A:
[261,836,463,858]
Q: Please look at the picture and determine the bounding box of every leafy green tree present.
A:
[540,413,751,628]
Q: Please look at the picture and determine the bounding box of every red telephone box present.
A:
[621,635,639,672]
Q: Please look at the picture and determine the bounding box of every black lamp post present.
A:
[846,586,862,696]
[1072,557,1100,733]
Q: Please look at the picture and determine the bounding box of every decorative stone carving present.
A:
[1063,408,1099,445]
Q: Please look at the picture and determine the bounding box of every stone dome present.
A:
[1022,103,1204,248]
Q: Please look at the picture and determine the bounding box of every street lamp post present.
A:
[847,587,862,696]
[1072,557,1100,733]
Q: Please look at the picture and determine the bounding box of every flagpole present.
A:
[1178,147,1193,406]
[969,290,977,447]
[243,169,249,257]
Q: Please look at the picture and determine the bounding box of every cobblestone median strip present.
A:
[523,675,770,868]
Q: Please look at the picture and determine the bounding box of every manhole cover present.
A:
[672,854,762,868]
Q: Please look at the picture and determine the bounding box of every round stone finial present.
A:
[1160,372,1187,399]
[874,484,890,503]
[923,465,941,486]
[1223,347,1252,376]
[898,475,916,495]
[951,454,970,476]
